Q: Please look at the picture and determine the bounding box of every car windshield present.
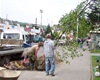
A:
[3,33,20,39]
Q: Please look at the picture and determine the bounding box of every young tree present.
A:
[45,24,52,35]
[87,0,100,28]
[59,0,92,38]
[55,0,93,63]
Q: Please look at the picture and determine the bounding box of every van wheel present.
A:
[0,56,11,66]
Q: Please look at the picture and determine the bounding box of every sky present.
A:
[0,0,83,26]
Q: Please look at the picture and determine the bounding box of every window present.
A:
[3,33,20,39]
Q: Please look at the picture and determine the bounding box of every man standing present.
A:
[44,34,55,76]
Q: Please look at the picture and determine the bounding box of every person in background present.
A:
[79,38,84,48]
[96,41,100,49]
[44,34,55,76]
[27,42,43,70]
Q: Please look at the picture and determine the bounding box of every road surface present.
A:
[18,45,91,80]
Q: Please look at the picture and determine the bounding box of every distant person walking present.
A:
[79,38,84,48]
[44,34,55,76]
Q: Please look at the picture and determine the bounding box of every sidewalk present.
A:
[18,46,91,80]
[91,53,100,56]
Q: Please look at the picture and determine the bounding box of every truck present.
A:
[0,29,33,66]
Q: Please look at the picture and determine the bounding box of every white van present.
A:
[0,29,27,47]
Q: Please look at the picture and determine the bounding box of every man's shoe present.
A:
[46,73,49,76]
[50,73,55,76]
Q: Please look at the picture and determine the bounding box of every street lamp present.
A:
[6,14,8,20]
[76,15,79,39]
[40,9,43,25]
[76,0,93,39]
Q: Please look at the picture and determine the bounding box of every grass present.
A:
[90,49,100,53]
[91,56,100,80]
[92,56,99,69]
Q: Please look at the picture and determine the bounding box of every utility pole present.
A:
[35,18,37,27]
[6,14,8,20]
[76,0,79,39]
[76,0,93,39]
[76,16,79,39]
[40,9,43,26]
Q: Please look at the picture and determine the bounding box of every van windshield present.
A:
[3,33,20,39]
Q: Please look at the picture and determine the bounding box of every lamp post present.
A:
[6,14,8,20]
[76,0,93,39]
[40,9,43,26]
[77,16,79,39]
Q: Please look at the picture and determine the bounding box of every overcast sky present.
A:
[0,0,83,26]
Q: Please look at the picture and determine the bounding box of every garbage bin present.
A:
[97,56,100,63]
[0,70,21,80]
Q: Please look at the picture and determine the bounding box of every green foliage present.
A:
[59,11,77,32]
[90,50,100,53]
[45,24,52,35]
[59,0,92,38]
[87,0,100,26]
[78,17,92,37]
[91,56,100,80]
[92,56,98,69]
[55,40,83,64]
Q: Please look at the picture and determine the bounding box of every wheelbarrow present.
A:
[0,69,21,80]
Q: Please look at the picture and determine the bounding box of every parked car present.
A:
[33,36,45,42]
